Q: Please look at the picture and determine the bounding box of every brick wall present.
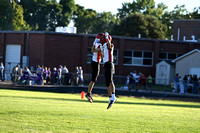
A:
[0,31,200,78]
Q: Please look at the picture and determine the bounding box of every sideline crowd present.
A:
[10,64,84,86]
[1,62,200,95]
[124,71,200,94]
[173,73,200,94]
[124,71,153,93]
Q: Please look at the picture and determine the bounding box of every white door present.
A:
[5,45,21,80]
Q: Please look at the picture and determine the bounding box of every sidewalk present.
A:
[0,80,200,101]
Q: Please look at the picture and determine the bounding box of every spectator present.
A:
[147,75,153,93]
[134,72,140,92]
[21,67,31,85]
[140,74,147,90]
[188,75,193,84]
[138,73,143,89]
[62,65,69,85]
[78,66,84,86]
[17,67,23,81]
[125,72,132,90]
[173,73,179,93]
[129,73,133,90]
[12,65,19,83]
[179,76,185,94]
[36,65,41,74]
[46,67,51,84]
[183,75,188,94]
[36,65,43,85]
[131,70,137,90]
[73,66,79,86]
[193,75,198,94]
[124,74,130,90]
[52,67,58,84]
[43,67,48,80]
[57,65,62,85]
[198,77,200,94]
[0,63,4,81]
[41,66,45,73]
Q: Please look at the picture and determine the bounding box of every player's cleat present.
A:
[85,92,93,103]
[107,97,117,109]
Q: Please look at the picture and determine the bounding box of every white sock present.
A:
[111,94,115,99]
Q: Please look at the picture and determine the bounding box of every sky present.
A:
[74,0,200,14]
[68,0,200,26]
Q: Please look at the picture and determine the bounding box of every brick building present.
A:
[172,19,200,41]
[0,31,200,79]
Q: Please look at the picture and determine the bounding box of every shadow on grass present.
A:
[1,95,200,109]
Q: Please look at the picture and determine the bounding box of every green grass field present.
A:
[0,89,200,133]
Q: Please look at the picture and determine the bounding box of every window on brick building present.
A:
[159,52,183,62]
[168,53,177,60]
[124,50,153,66]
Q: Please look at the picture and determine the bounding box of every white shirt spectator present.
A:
[62,66,69,74]
[134,75,140,83]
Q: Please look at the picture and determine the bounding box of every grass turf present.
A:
[0,89,200,133]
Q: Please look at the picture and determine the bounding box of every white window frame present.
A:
[124,50,154,67]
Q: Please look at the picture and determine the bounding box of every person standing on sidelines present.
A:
[100,32,117,109]
[78,66,84,86]
[173,73,179,93]
[0,63,4,81]
[85,33,104,103]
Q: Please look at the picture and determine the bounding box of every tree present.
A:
[0,0,11,30]
[58,0,75,26]
[116,1,198,39]
[20,0,75,31]
[20,0,48,30]
[0,0,30,30]
[73,4,97,33]
[191,7,200,19]
[13,2,30,30]
[92,12,118,34]
[117,0,157,19]
[112,13,167,39]
[163,5,189,38]
[169,5,189,19]
[46,1,63,31]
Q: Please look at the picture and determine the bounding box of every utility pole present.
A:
[8,0,20,30]
[8,0,13,30]
[11,0,13,31]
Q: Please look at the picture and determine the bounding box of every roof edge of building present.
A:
[172,49,200,63]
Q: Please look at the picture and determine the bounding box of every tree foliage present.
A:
[20,0,75,31]
[116,0,200,39]
[73,4,97,33]
[73,5,119,34]
[112,13,167,39]
[190,7,200,19]
[0,0,199,40]
[0,0,12,30]
[117,0,157,19]
[0,0,30,30]
[92,12,119,34]
[58,0,75,26]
